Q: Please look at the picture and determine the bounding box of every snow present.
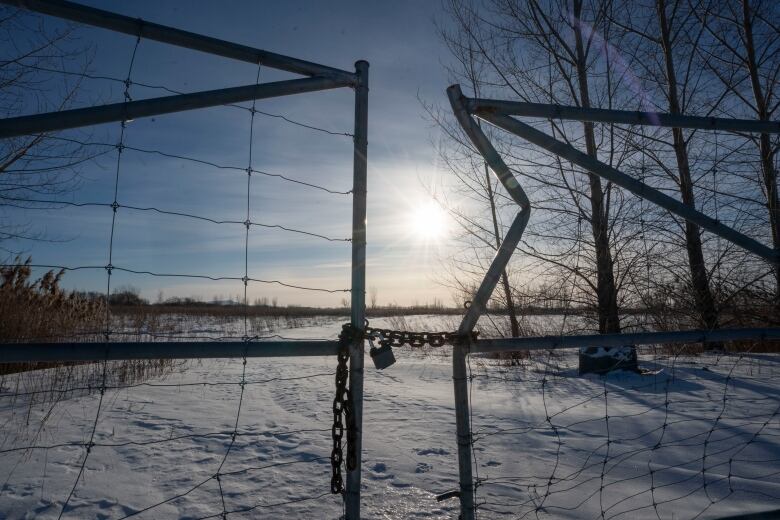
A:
[1,315,779,519]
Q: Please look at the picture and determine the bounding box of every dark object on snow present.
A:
[578,346,639,375]
[435,490,461,502]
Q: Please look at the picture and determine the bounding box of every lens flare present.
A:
[408,201,448,242]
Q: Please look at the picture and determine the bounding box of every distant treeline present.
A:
[109,300,777,322]
[112,301,463,318]
[77,286,777,325]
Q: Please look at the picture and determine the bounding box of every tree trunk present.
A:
[572,0,633,374]
[484,163,521,337]
[657,0,720,331]
[741,0,780,315]
[572,0,621,335]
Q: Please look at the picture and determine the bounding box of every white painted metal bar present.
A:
[478,111,779,264]
[467,98,780,134]
[471,328,780,354]
[0,341,341,362]
[1,0,356,83]
[345,60,368,520]
[0,76,351,139]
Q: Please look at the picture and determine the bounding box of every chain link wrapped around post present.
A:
[330,325,355,495]
[364,325,477,349]
[330,323,476,494]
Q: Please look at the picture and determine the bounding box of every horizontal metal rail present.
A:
[471,327,780,354]
[1,0,356,83]
[478,111,779,264]
[467,98,780,134]
[0,76,351,139]
[0,341,340,362]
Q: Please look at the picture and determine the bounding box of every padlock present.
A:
[369,336,396,370]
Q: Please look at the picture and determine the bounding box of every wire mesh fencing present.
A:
[1,6,362,517]
[0,355,343,518]
[4,3,780,520]
[463,341,780,519]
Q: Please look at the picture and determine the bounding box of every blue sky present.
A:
[7,0,461,307]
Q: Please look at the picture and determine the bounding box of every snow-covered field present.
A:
[1,315,779,519]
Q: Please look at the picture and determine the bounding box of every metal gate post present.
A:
[453,339,476,520]
[345,59,369,520]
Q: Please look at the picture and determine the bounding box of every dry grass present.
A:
[0,259,182,430]
[0,258,104,343]
[0,258,182,377]
[0,258,106,375]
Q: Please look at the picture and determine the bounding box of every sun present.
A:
[408,201,449,241]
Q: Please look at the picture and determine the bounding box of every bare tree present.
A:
[0,7,96,254]
[369,286,378,310]
[612,0,727,333]
[426,22,522,336]
[437,0,651,339]
[694,0,780,314]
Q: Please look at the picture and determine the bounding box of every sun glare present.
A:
[409,201,449,242]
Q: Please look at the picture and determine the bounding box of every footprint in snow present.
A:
[415,462,433,473]
[370,462,394,480]
[415,447,450,456]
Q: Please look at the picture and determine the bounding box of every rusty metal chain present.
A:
[365,324,477,349]
[330,322,475,494]
[331,324,353,494]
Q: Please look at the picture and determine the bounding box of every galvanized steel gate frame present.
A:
[2,1,780,519]
[446,84,780,519]
[0,0,368,517]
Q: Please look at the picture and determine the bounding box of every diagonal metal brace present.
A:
[447,85,532,337]
[479,111,779,265]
